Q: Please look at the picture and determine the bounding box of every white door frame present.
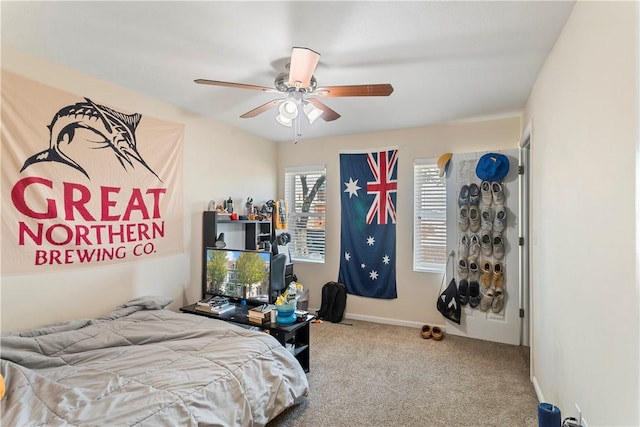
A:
[519,119,533,378]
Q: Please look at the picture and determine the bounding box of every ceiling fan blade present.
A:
[288,47,320,89]
[314,84,394,97]
[194,79,278,93]
[307,98,341,122]
[240,99,282,118]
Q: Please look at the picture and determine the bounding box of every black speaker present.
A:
[203,211,218,248]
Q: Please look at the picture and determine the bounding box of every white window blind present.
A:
[414,159,447,272]
[284,166,326,263]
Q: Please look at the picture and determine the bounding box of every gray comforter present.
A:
[0,296,309,426]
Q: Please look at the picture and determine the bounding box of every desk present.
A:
[180,303,313,372]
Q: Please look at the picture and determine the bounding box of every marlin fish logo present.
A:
[21,98,161,181]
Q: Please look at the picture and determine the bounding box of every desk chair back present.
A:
[270,253,287,302]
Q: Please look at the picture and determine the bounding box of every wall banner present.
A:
[1,71,184,275]
[338,148,398,299]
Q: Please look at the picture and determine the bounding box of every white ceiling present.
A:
[1,1,575,143]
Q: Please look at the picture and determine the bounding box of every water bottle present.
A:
[287,282,297,304]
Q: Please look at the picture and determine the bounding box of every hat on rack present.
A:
[475,152,510,181]
[437,153,453,178]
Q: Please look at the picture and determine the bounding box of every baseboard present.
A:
[532,375,544,403]
[308,307,444,330]
[345,312,445,329]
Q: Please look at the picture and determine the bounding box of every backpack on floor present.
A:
[317,281,347,323]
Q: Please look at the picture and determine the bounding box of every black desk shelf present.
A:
[180,303,313,373]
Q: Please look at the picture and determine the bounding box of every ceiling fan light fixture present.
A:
[276,114,293,127]
[303,101,323,124]
[278,99,299,120]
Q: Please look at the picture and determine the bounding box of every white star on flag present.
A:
[382,255,390,265]
[369,270,378,280]
[367,236,375,246]
[343,177,361,198]
[344,252,351,261]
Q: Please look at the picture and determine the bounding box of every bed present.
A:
[0,296,309,426]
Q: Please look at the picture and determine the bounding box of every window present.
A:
[284,166,326,263]
[414,159,446,272]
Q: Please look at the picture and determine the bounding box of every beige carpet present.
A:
[268,319,539,427]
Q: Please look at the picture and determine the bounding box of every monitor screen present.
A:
[204,247,272,304]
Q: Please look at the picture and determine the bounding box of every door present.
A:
[443,149,522,345]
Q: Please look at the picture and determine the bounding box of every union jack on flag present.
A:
[338,149,398,299]
[366,150,398,225]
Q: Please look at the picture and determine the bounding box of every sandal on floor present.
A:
[431,326,445,341]
[421,325,432,339]
[491,289,505,314]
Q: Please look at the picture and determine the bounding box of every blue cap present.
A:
[476,153,510,181]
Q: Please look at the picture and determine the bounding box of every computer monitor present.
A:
[204,247,273,304]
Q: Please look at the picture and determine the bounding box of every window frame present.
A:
[283,165,327,264]
[413,158,447,273]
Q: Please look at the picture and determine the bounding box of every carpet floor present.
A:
[268,319,539,427]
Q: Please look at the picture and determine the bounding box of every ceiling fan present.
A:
[194,47,394,127]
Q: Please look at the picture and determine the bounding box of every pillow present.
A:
[118,295,174,310]
[2,297,174,338]
[3,319,93,338]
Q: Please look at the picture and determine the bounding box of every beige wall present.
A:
[0,48,277,332]
[277,117,520,327]
[524,2,639,425]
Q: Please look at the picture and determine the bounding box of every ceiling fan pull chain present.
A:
[294,115,301,144]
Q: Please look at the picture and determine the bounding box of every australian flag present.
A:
[338,149,398,299]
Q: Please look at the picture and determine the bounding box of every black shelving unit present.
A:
[203,211,272,251]
[202,211,274,299]
[241,221,272,250]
